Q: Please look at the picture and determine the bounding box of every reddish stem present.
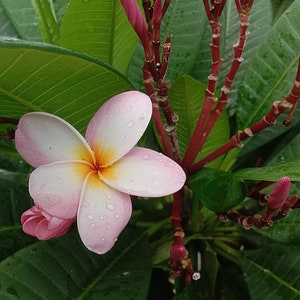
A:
[191,60,300,171]
[182,14,223,168]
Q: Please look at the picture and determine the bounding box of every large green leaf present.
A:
[189,168,247,212]
[57,0,138,73]
[0,139,34,260]
[241,244,300,300]
[169,75,230,167]
[256,210,300,244]
[0,0,41,41]
[236,1,300,129]
[0,228,151,299]
[234,158,300,181]
[0,40,132,133]
[0,2,19,38]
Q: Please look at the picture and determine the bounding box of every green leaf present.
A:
[31,0,60,44]
[57,0,138,73]
[169,75,230,167]
[255,210,300,244]
[202,241,219,298]
[0,0,42,41]
[265,122,300,166]
[0,40,132,133]
[0,2,19,38]
[0,228,152,299]
[237,1,300,129]
[234,158,300,181]
[189,168,247,212]
[0,141,34,260]
[241,244,300,300]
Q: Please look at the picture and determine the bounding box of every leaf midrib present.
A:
[244,256,300,296]
[75,231,147,299]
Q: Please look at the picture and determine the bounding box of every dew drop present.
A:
[86,214,94,221]
[114,237,118,242]
[99,216,104,220]
[127,120,135,128]
[106,224,111,229]
[83,201,89,208]
[106,203,115,211]
[101,237,106,242]
[114,214,119,219]
[106,195,111,200]
[91,223,96,228]
[143,154,150,160]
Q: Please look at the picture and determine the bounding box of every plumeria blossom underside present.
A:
[15,91,186,254]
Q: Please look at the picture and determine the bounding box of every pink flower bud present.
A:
[170,244,187,260]
[21,206,75,240]
[120,0,148,42]
[266,176,290,210]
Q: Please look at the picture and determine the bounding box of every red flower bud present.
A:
[170,244,187,260]
[267,176,290,210]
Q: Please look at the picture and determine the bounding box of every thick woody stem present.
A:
[191,61,300,171]
[154,79,181,162]
[142,66,173,157]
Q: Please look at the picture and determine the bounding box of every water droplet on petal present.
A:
[114,237,118,242]
[101,237,106,242]
[114,214,119,219]
[106,203,115,211]
[127,120,135,128]
[83,201,89,208]
[99,216,104,220]
[91,223,96,228]
[86,214,94,221]
[143,155,150,160]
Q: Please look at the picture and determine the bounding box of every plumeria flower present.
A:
[15,91,186,254]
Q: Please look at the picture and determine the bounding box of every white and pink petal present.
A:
[100,147,186,197]
[15,112,94,167]
[29,161,92,219]
[77,172,132,254]
[85,91,152,167]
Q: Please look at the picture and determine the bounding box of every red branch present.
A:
[183,1,253,170]
[191,57,300,171]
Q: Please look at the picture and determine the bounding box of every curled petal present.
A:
[21,206,75,240]
[100,147,186,197]
[77,173,132,254]
[267,176,291,210]
[15,112,94,167]
[85,91,152,167]
[29,161,92,219]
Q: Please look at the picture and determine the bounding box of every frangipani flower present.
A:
[15,91,186,254]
